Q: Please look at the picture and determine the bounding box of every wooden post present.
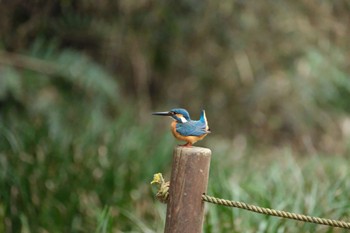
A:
[164,146,211,233]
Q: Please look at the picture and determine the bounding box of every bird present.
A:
[152,108,210,147]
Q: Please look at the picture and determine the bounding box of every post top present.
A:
[174,146,211,155]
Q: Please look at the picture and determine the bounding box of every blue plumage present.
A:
[169,108,191,121]
[176,120,208,136]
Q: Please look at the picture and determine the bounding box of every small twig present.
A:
[0,50,58,75]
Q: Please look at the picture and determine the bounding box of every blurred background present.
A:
[1,0,350,232]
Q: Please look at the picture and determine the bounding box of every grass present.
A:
[0,111,166,232]
[1,113,350,233]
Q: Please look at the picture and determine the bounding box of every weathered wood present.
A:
[164,146,211,233]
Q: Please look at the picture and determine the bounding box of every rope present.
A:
[151,173,350,230]
[202,194,350,229]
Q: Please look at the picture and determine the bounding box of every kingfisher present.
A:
[152,108,210,147]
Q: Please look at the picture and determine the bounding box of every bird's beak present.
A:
[152,111,171,116]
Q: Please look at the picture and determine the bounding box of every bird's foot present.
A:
[180,142,192,147]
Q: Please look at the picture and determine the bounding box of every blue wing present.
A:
[176,120,208,136]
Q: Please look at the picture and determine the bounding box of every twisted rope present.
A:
[202,194,350,229]
[151,173,350,230]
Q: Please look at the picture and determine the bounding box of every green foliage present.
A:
[0,45,173,231]
[1,0,350,149]
[1,1,350,232]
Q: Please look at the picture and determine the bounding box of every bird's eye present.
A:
[170,111,176,115]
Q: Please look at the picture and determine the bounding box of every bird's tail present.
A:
[200,110,211,132]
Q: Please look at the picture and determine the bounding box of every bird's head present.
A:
[152,108,191,123]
